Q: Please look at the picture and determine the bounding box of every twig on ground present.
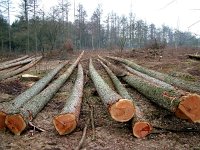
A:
[75,118,90,150]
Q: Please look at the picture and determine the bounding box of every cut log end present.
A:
[0,112,7,131]
[132,121,153,138]
[109,99,135,122]
[5,114,27,135]
[53,113,77,135]
[175,94,200,123]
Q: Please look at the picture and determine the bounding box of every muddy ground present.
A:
[0,48,200,150]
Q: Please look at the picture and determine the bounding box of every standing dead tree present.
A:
[5,51,84,135]
[89,58,135,122]
[53,64,84,135]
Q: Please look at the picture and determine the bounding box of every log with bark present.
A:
[0,56,42,81]
[102,58,200,123]
[0,56,35,71]
[107,56,200,93]
[123,64,175,90]
[188,54,200,60]
[0,55,29,66]
[98,57,152,138]
[5,51,84,135]
[53,64,84,135]
[89,58,135,122]
[0,59,68,131]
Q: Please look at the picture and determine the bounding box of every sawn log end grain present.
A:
[132,121,153,138]
[53,113,77,135]
[109,99,135,122]
[175,94,200,123]
[5,114,26,135]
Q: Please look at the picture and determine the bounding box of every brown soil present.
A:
[0,48,200,150]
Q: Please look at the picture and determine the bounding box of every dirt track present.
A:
[0,49,200,150]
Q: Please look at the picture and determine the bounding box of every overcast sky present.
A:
[11,0,200,36]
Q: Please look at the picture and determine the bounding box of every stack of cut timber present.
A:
[89,58,135,122]
[0,56,35,71]
[107,56,200,93]
[97,57,152,138]
[103,56,200,123]
[0,56,42,81]
[5,51,84,135]
[0,59,69,131]
[53,64,84,135]
[0,55,29,66]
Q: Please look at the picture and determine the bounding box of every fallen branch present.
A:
[53,64,84,135]
[75,118,90,150]
[107,56,200,93]
[89,58,135,122]
[5,51,84,135]
[98,57,152,138]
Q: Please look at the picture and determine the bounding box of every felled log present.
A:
[103,58,200,123]
[53,64,84,135]
[89,58,135,122]
[0,55,29,66]
[107,56,200,93]
[0,59,68,131]
[0,56,42,81]
[5,51,84,135]
[123,65,175,90]
[98,57,152,138]
[0,56,35,71]
[188,54,200,60]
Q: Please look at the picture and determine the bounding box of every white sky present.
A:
[11,0,200,36]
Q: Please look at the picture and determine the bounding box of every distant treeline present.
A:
[0,0,199,54]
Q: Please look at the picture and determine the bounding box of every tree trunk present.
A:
[123,65,175,90]
[5,51,84,135]
[89,58,135,122]
[102,58,200,123]
[53,64,84,135]
[98,56,152,138]
[107,56,200,93]
[0,57,35,71]
[0,55,29,66]
[0,56,42,81]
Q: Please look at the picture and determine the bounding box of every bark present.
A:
[98,57,152,138]
[188,54,200,60]
[89,58,135,122]
[0,57,35,71]
[0,57,67,131]
[53,64,84,135]
[5,51,84,135]
[123,64,175,90]
[102,59,200,123]
[0,56,42,81]
[0,55,29,66]
[107,56,200,93]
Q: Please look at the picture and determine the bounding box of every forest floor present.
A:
[0,48,200,150]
